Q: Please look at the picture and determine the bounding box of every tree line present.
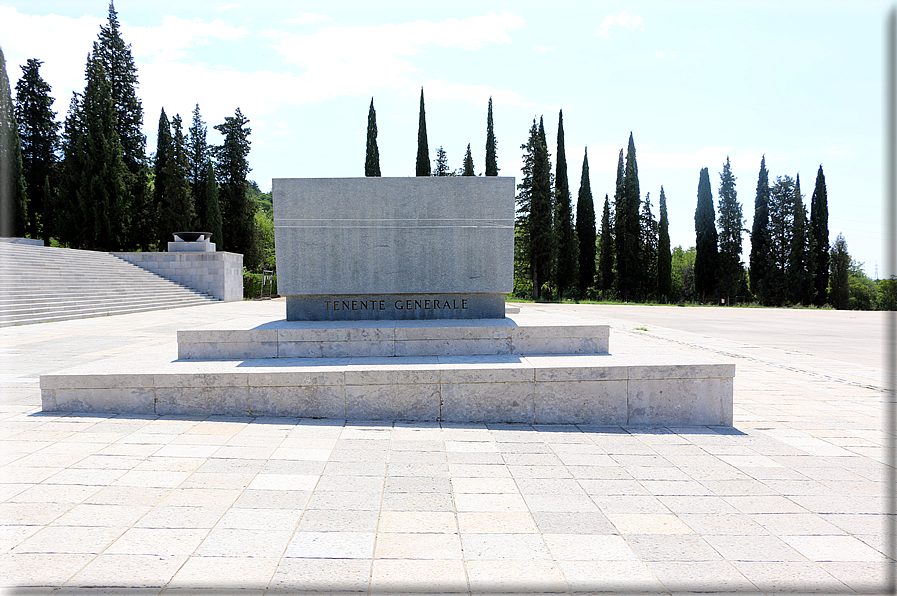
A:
[0,2,271,271]
[513,112,895,310]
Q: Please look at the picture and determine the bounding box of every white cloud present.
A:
[264,11,525,102]
[596,11,644,38]
[533,45,554,53]
[285,13,334,25]
[124,15,248,61]
[217,3,240,11]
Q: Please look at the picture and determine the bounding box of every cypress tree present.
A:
[810,165,829,305]
[187,103,210,242]
[788,174,812,305]
[214,108,254,262]
[717,156,743,302]
[202,159,222,247]
[462,144,475,176]
[829,233,850,310]
[415,88,429,176]
[15,59,58,241]
[575,148,596,298]
[616,134,641,301]
[57,91,85,246]
[553,110,578,300]
[485,96,498,176]
[530,117,554,299]
[153,108,173,246]
[639,192,658,300]
[0,46,27,238]
[514,118,539,294]
[597,194,614,298]
[164,114,195,238]
[365,98,380,177]
[612,148,626,298]
[750,155,770,302]
[694,167,719,302]
[433,146,450,176]
[657,186,672,299]
[766,175,795,306]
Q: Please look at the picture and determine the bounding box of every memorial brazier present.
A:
[273,177,514,320]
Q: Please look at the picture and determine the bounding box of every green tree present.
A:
[575,148,596,298]
[694,167,719,302]
[657,186,672,300]
[787,174,813,305]
[187,103,215,244]
[810,165,829,305]
[365,97,380,177]
[530,117,554,299]
[214,108,256,265]
[202,160,222,247]
[15,59,58,241]
[415,88,429,176]
[254,207,275,271]
[639,192,658,299]
[155,112,194,244]
[0,46,27,238]
[597,194,614,298]
[433,146,450,176]
[750,155,771,301]
[616,134,641,301]
[847,258,876,310]
[553,110,578,299]
[485,96,498,176]
[514,118,538,295]
[462,144,475,176]
[878,276,897,311]
[671,245,697,302]
[153,108,172,245]
[829,234,850,310]
[766,175,795,306]
[717,156,743,301]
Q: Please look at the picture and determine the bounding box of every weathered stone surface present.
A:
[273,177,515,320]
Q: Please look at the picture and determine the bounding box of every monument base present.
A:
[286,293,507,321]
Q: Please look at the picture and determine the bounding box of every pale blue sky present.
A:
[1,1,889,277]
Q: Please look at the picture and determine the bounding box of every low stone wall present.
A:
[112,252,243,302]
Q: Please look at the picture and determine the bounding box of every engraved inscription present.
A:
[323,297,469,312]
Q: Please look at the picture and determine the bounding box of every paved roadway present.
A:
[0,300,892,594]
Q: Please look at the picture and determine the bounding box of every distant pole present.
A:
[885,8,896,595]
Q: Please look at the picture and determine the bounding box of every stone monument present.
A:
[273,177,515,320]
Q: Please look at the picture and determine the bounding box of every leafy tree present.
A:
[639,192,658,299]
[0,46,27,238]
[214,108,256,265]
[829,234,851,310]
[694,167,719,302]
[156,112,194,245]
[485,96,498,176]
[553,110,578,299]
[615,134,641,301]
[462,144,475,176]
[153,108,173,246]
[415,88,430,176]
[514,118,538,294]
[575,148,596,298]
[878,276,897,311]
[597,194,614,298]
[14,59,58,241]
[749,155,770,301]
[787,174,813,305]
[671,245,697,302]
[810,165,829,305]
[766,175,795,306]
[187,103,217,244]
[254,207,275,271]
[717,156,743,301]
[202,160,222,247]
[187,104,209,188]
[847,258,876,310]
[657,186,672,299]
[433,146,450,176]
[365,97,380,177]
[530,117,554,298]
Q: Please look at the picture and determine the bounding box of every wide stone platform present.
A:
[40,311,734,425]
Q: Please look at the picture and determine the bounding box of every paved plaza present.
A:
[0,300,892,594]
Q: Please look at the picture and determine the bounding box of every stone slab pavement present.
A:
[0,299,892,595]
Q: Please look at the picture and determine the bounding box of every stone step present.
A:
[2,299,216,327]
[39,353,735,425]
[1,295,216,318]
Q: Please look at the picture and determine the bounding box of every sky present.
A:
[0,0,891,278]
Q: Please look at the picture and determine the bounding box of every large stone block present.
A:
[273,177,515,320]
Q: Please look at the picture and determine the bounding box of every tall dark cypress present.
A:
[829,233,850,310]
[750,155,770,302]
[766,175,795,306]
[717,156,743,301]
[657,186,672,299]
[365,98,380,177]
[639,192,658,299]
[575,148,596,298]
[202,160,222,247]
[415,88,429,176]
[187,103,210,240]
[598,194,614,297]
[530,117,554,299]
[462,144,475,176]
[612,148,626,298]
[514,119,539,292]
[616,134,641,301]
[485,96,498,176]
[788,174,812,305]
[694,167,719,302]
[15,59,58,241]
[214,108,254,262]
[0,46,27,238]
[810,165,829,305]
[153,108,173,247]
[553,110,578,299]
